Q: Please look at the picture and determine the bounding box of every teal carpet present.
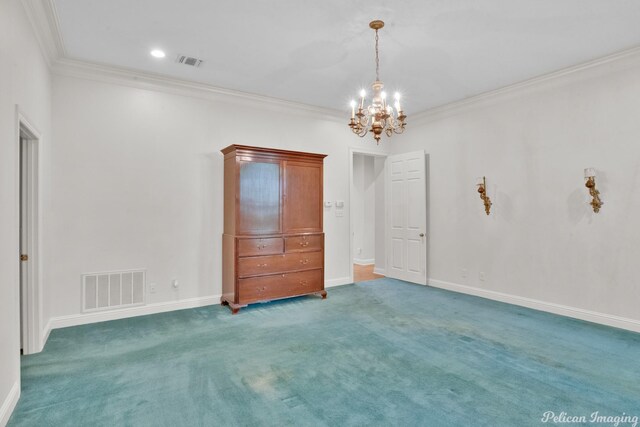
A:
[8,279,640,426]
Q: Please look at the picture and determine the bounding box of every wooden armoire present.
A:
[221,145,327,314]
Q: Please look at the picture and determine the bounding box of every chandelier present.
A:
[349,20,406,144]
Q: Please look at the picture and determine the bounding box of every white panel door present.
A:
[386,151,427,285]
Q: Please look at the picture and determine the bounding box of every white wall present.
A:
[393,50,640,327]
[373,156,386,273]
[46,71,386,321]
[352,154,364,261]
[362,156,376,262]
[0,0,52,423]
[352,154,377,264]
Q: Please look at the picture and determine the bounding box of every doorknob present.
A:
[20,254,28,261]
[419,233,425,237]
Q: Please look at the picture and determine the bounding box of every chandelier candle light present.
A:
[349,20,407,144]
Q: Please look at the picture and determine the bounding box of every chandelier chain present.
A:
[375,29,380,81]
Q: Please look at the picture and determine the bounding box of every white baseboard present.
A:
[45,294,221,332]
[41,276,362,347]
[373,267,386,276]
[41,276,357,347]
[0,381,20,427]
[429,279,640,333]
[353,258,375,266]
[325,276,352,288]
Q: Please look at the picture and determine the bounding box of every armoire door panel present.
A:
[238,160,281,234]
[283,161,322,233]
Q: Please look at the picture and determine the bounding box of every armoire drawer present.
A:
[285,234,323,253]
[238,269,323,303]
[237,237,283,257]
[237,251,323,278]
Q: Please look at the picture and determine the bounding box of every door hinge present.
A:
[20,254,28,262]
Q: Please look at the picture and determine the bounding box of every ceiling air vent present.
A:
[175,54,203,68]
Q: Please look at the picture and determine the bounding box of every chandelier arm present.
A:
[360,113,369,128]
[355,127,368,137]
[393,122,406,134]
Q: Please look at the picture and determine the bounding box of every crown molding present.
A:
[22,0,640,124]
[18,0,344,121]
[410,44,640,125]
[20,0,66,66]
[52,58,346,121]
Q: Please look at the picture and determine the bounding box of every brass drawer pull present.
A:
[256,244,268,249]
[299,259,309,265]
[299,280,308,286]
[298,241,310,247]
[258,263,268,267]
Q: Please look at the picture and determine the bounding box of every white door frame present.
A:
[16,106,43,354]
[348,147,387,284]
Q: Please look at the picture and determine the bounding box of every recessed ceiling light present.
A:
[150,49,166,58]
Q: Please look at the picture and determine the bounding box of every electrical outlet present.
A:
[479,272,486,282]
[149,282,157,293]
[460,268,468,279]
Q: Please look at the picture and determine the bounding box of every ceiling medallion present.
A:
[349,20,407,144]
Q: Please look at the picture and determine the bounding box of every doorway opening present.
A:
[18,112,41,355]
[350,150,386,283]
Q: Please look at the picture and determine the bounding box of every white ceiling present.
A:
[53,0,640,113]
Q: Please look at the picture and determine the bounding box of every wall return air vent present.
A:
[175,54,203,67]
[82,269,145,313]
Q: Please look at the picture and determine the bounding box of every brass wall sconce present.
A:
[584,168,603,213]
[476,176,492,215]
